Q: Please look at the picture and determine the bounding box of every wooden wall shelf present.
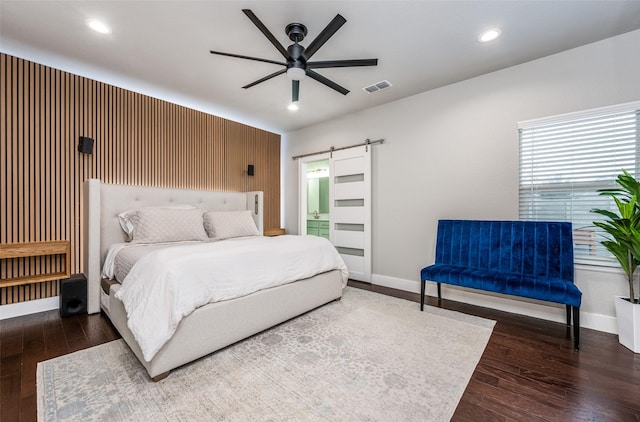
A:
[0,241,71,288]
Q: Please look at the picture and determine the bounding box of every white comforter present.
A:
[114,235,348,361]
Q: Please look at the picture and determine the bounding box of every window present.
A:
[518,101,640,264]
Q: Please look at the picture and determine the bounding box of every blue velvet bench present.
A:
[420,220,582,350]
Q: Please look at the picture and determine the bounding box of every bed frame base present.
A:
[105,269,344,379]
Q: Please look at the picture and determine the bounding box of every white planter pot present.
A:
[614,296,640,353]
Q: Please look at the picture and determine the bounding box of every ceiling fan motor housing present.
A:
[287,43,305,63]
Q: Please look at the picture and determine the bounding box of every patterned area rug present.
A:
[38,287,495,421]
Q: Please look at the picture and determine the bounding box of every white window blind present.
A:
[518,101,640,264]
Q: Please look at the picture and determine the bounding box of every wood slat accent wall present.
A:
[0,53,281,305]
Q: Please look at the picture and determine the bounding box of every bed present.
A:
[82,179,347,380]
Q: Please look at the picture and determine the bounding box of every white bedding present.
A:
[102,241,204,281]
[114,235,348,361]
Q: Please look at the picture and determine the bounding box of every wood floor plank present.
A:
[563,389,640,421]
[1,372,21,421]
[61,316,85,341]
[464,376,562,421]
[0,353,22,378]
[1,335,22,358]
[452,391,507,422]
[19,394,36,422]
[475,362,568,401]
[66,334,90,353]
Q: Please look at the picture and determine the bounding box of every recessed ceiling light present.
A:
[478,28,501,43]
[287,103,299,111]
[86,19,112,34]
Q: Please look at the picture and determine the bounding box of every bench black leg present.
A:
[420,279,425,311]
[565,304,572,326]
[437,282,442,301]
[572,306,580,351]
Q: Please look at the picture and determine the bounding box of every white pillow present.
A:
[118,205,196,241]
[120,207,208,243]
[204,210,260,240]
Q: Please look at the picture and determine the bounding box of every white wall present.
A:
[283,29,640,333]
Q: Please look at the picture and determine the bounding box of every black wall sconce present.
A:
[247,164,254,176]
[78,136,94,154]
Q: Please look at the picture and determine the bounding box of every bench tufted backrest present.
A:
[434,220,574,282]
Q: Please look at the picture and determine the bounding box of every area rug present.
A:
[37,287,495,421]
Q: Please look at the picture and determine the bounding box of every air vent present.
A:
[362,80,392,94]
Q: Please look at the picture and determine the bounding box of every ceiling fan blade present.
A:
[242,69,287,89]
[210,50,286,66]
[307,59,378,69]
[292,80,300,102]
[303,14,347,61]
[242,9,289,59]
[306,69,349,95]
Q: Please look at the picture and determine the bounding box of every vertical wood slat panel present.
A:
[1,54,7,278]
[0,53,281,305]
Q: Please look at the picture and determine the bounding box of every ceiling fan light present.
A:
[286,67,306,81]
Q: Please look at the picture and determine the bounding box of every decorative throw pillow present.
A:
[124,207,208,243]
[203,210,260,240]
[118,205,196,241]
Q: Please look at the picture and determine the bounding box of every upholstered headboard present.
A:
[82,179,264,314]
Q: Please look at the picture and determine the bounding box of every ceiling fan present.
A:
[210,9,378,103]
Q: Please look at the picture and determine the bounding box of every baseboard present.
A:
[0,296,59,320]
[371,274,618,334]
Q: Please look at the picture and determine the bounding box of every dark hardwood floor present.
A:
[1,282,639,421]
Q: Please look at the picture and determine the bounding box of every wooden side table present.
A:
[0,240,71,287]
[264,228,286,236]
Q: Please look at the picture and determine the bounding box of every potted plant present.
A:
[591,169,640,352]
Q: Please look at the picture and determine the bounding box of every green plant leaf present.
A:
[591,209,622,220]
[591,169,640,301]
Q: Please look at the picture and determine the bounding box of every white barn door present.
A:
[330,146,371,282]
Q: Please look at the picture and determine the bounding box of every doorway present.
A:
[299,157,330,240]
[297,145,372,282]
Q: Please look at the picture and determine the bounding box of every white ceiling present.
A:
[2,1,640,134]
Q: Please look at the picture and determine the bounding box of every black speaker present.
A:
[247,164,254,176]
[78,136,94,154]
[60,274,87,317]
